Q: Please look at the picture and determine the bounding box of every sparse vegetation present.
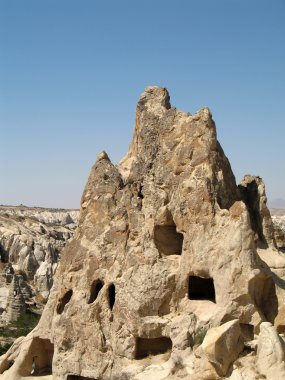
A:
[12,312,40,336]
[0,342,13,356]
[193,327,208,346]
[0,311,41,355]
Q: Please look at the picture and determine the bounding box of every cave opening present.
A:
[108,284,116,311]
[135,337,172,359]
[88,280,104,304]
[18,338,54,376]
[154,225,183,256]
[188,276,216,302]
[0,243,9,263]
[56,289,73,314]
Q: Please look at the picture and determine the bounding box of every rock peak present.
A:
[137,86,171,116]
[96,150,110,162]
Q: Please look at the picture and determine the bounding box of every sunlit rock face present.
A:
[1,87,285,380]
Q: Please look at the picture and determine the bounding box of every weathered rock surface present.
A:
[1,87,285,379]
[0,206,79,324]
[5,276,26,323]
[257,322,285,379]
[200,319,244,376]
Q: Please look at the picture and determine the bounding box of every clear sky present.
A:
[0,0,284,208]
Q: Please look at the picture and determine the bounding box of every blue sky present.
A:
[0,0,284,208]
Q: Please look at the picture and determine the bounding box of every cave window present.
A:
[135,337,172,359]
[188,276,216,302]
[154,225,183,256]
[108,284,116,311]
[88,280,104,304]
[56,289,73,314]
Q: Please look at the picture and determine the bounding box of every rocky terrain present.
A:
[0,206,79,326]
[1,87,285,380]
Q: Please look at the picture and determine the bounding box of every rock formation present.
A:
[239,175,275,247]
[0,207,79,325]
[5,276,26,324]
[257,322,285,379]
[0,206,79,226]
[1,87,285,379]
[271,209,285,250]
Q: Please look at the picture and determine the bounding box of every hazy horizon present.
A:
[1,1,284,208]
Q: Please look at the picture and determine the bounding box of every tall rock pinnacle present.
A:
[1,87,284,380]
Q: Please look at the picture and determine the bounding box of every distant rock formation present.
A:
[1,87,285,379]
[5,276,26,323]
[0,206,79,225]
[270,209,285,250]
[0,206,79,325]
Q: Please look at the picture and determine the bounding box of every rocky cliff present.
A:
[1,87,285,380]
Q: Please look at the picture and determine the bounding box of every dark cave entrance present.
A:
[0,243,8,263]
[108,284,116,310]
[154,225,183,256]
[56,289,73,314]
[134,337,173,359]
[188,276,216,302]
[88,280,104,304]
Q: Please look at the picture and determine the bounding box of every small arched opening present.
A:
[108,284,116,311]
[56,289,73,314]
[88,280,104,304]
[154,225,183,256]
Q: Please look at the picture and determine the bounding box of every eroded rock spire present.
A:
[1,87,284,380]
